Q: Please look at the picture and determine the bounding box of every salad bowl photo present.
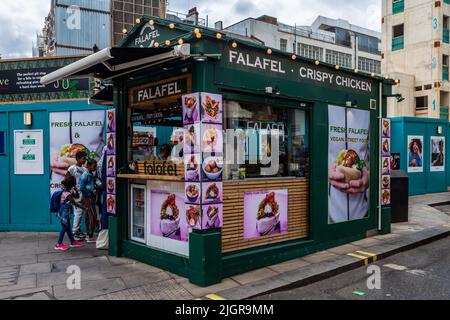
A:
[185,184,200,203]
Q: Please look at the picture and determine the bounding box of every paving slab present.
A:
[53,278,127,300]
[20,263,52,275]
[267,258,311,273]
[10,291,54,300]
[351,237,382,247]
[51,256,111,273]
[0,254,38,268]
[218,276,291,300]
[327,244,362,255]
[0,274,37,294]
[231,267,279,285]
[37,249,106,263]
[91,279,193,300]
[0,286,52,300]
[120,271,172,288]
[302,251,339,264]
[176,277,240,298]
[37,270,109,287]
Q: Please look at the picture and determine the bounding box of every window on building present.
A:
[358,57,381,74]
[358,34,381,54]
[415,96,428,111]
[325,49,352,68]
[224,101,309,179]
[280,38,288,52]
[444,16,449,44]
[392,24,404,51]
[393,0,404,14]
[297,43,323,61]
[443,55,449,81]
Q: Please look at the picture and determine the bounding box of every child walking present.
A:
[67,151,88,241]
[80,159,100,243]
[55,176,86,251]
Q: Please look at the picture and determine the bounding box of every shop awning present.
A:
[89,86,113,106]
[40,44,191,85]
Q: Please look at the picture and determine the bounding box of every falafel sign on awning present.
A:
[224,48,374,93]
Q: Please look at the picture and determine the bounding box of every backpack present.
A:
[50,190,64,213]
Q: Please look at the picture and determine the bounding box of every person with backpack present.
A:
[52,176,86,251]
[80,159,100,243]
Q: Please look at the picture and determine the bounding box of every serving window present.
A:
[223,100,309,180]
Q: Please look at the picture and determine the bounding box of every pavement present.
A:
[0,192,449,300]
[255,236,450,300]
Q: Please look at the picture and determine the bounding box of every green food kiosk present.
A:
[42,16,394,286]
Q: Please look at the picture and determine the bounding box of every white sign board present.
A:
[14,130,44,175]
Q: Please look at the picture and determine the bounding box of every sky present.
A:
[0,0,381,59]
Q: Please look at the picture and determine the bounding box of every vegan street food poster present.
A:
[407,135,423,173]
[244,190,288,239]
[430,136,445,172]
[150,190,189,241]
[49,110,105,194]
[328,105,370,223]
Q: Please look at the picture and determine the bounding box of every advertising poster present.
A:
[183,123,201,154]
[407,135,424,173]
[106,108,117,214]
[182,93,200,124]
[430,136,445,172]
[185,153,201,182]
[202,156,223,181]
[382,157,391,175]
[381,189,390,206]
[150,190,188,241]
[328,105,370,223]
[106,177,116,194]
[202,182,223,204]
[200,93,223,124]
[185,182,201,204]
[106,194,116,215]
[49,110,105,194]
[202,203,223,229]
[107,109,116,132]
[107,155,116,177]
[390,153,401,170]
[106,132,116,156]
[244,190,288,239]
[382,119,391,138]
[201,123,223,153]
[381,138,390,157]
[14,130,44,175]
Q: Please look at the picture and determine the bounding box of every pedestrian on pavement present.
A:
[55,176,86,251]
[80,159,100,243]
[67,151,88,241]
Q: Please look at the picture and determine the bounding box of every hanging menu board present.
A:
[106,109,117,214]
[183,92,224,230]
[381,118,391,206]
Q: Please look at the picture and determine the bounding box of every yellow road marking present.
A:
[194,298,202,300]
[347,253,369,265]
[356,251,378,262]
[347,253,369,260]
[206,294,226,300]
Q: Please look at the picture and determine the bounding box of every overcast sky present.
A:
[0,0,381,59]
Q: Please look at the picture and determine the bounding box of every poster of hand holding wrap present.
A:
[49,110,105,195]
[328,105,370,223]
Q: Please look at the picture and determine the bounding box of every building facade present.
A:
[223,15,382,74]
[34,0,166,57]
[382,0,450,120]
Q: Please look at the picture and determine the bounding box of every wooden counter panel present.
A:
[222,178,309,253]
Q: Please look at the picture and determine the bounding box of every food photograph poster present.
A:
[49,110,105,194]
[243,190,288,240]
[150,190,188,242]
[328,105,370,224]
[407,135,424,173]
[430,136,445,172]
